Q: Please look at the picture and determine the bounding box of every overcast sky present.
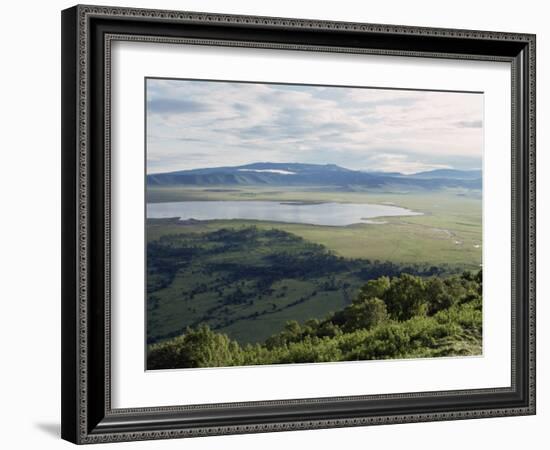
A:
[146,78,483,175]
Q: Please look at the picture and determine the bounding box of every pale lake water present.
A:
[147,201,422,227]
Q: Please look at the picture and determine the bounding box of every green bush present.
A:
[384,274,428,320]
[147,324,243,369]
[331,297,389,332]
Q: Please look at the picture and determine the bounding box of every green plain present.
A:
[147,186,482,268]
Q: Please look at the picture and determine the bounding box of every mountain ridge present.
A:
[147,162,482,190]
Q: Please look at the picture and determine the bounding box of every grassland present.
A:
[147,186,482,268]
[148,227,351,344]
[147,226,456,345]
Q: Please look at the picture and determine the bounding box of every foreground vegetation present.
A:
[148,269,482,369]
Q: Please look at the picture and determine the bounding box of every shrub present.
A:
[147,324,243,369]
[384,274,428,321]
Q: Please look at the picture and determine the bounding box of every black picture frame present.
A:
[61,4,536,444]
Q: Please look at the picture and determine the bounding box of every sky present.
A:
[146,78,483,175]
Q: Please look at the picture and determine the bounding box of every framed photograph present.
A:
[61,4,536,444]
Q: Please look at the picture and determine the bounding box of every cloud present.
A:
[147,98,211,114]
[176,137,203,142]
[146,79,483,174]
[360,153,451,174]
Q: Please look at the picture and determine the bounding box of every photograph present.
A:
[145,78,484,370]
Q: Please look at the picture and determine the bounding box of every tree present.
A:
[265,320,303,348]
[341,297,389,332]
[384,274,427,321]
[316,321,342,338]
[425,277,455,314]
[358,276,390,300]
[147,324,242,369]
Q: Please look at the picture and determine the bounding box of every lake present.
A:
[147,200,422,227]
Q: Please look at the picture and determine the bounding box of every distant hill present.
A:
[147,162,482,190]
[407,169,482,180]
